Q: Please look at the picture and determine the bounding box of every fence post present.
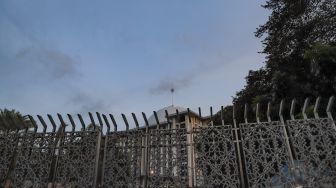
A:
[233,105,245,188]
[142,112,149,188]
[279,100,295,167]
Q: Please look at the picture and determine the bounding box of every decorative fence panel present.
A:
[239,121,294,188]
[0,132,20,186]
[193,125,240,188]
[102,129,143,188]
[147,128,189,188]
[53,130,101,188]
[11,132,57,188]
[287,118,336,187]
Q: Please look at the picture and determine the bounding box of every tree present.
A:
[0,109,32,131]
[213,0,336,123]
[254,0,336,101]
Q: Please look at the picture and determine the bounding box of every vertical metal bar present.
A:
[18,115,29,133]
[279,100,295,167]
[57,114,67,130]
[313,97,321,119]
[54,113,67,187]
[256,103,260,123]
[93,128,102,188]
[121,114,129,131]
[37,115,47,133]
[302,98,310,120]
[132,113,140,129]
[102,114,111,133]
[210,106,213,126]
[244,104,248,123]
[96,112,103,126]
[327,96,335,129]
[92,113,103,187]
[89,112,97,130]
[47,114,57,132]
[198,107,202,126]
[176,109,180,123]
[142,112,149,188]
[77,114,86,130]
[164,110,172,184]
[28,115,38,133]
[67,114,76,132]
[109,114,118,132]
[153,111,160,129]
[232,104,245,188]
[267,102,272,122]
[100,113,111,186]
[221,106,224,126]
[187,108,195,187]
[290,99,296,120]
[165,110,170,129]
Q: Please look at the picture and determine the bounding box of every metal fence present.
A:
[0,97,336,188]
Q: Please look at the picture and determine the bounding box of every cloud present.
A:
[16,46,79,79]
[69,92,112,113]
[149,76,193,95]
[149,52,228,95]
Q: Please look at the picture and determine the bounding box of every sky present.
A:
[0,0,269,128]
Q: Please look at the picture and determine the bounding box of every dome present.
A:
[147,105,187,126]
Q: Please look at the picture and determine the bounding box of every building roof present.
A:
[147,105,187,126]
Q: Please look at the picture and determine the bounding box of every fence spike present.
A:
[210,106,213,126]
[96,112,103,128]
[256,103,260,123]
[18,115,29,132]
[121,114,129,131]
[47,114,57,132]
[244,104,248,123]
[290,99,296,120]
[142,112,149,129]
[267,102,271,122]
[279,100,285,123]
[313,97,321,119]
[57,113,67,130]
[28,115,38,133]
[198,107,202,118]
[109,114,118,132]
[233,104,237,127]
[176,109,180,122]
[67,114,76,132]
[153,111,160,129]
[132,113,140,129]
[165,110,171,129]
[88,112,97,130]
[77,114,86,130]
[165,110,170,123]
[187,108,191,123]
[37,115,47,133]
[326,96,335,121]
[102,114,111,133]
[302,98,310,119]
[221,106,224,126]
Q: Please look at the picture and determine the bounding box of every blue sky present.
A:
[0,0,269,126]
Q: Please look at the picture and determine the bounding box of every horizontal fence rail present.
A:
[0,96,335,188]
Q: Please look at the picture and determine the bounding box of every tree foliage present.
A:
[218,0,336,123]
[0,109,32,131]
